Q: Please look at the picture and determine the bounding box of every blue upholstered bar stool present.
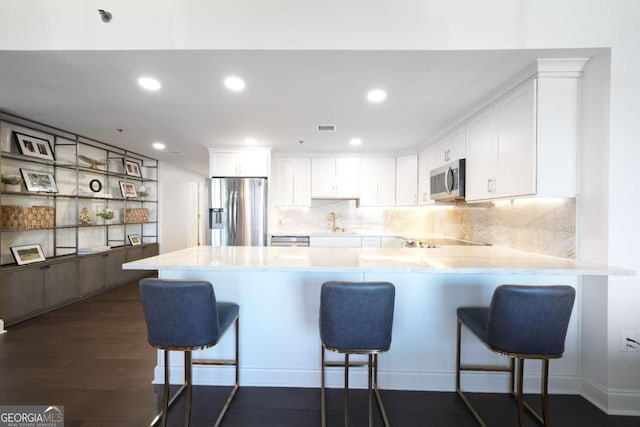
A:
[320,281,395,427]
[139,278,240,427]
[456,285,575,427]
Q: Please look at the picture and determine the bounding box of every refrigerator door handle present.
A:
[230,190,237,239]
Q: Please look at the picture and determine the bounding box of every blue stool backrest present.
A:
[139,278,221,348]
[320,281,395,351]
[486,285,576,356]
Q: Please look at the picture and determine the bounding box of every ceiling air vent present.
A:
[317,125,336,132]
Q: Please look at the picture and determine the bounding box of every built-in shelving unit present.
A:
[0,112,159,325]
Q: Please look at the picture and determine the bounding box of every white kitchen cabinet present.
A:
[495,80,536,198]
[465,73,577,202]
[380,236,404,248]
[275,157,311,206]
[418,150,432,205]
[360,157,396,206]
[395,154,418,206]
[466,107,498,201]
[209,150,270,177]
[309,235,362,248]
[467,80,536,201]
[311,157,360,198]
[430,125,467,169]
[361,236,381,248]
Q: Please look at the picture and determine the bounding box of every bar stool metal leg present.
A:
[184,351,192,427]
[344,353,350,427]
[162,350,170,427]
[542,359,550,426]
[368,354,373,427]
[517,358,525,427]
[321,347,327,427]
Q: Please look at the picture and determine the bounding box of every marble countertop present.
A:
[123,245,633,276]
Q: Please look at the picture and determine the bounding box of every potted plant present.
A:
[1,174,22,192]
[96,208,115,224]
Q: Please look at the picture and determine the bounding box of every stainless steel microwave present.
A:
[430,159,465,201]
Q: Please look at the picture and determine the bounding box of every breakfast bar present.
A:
[123,245,631,394]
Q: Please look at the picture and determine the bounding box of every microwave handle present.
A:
[445,167,455,194]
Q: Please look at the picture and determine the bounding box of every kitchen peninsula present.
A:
[124,246,632,395]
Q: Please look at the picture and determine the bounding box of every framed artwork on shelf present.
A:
[119,181,138,198]
[10,244,46,265]
[128,234,142,246]
[13,131,55,161]
[20,168,58,193]
[123,159,142,177]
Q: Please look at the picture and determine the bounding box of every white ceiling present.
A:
[0,49,600,176]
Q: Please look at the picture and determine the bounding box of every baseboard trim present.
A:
[152,365,581,395]
[580,377,640,416]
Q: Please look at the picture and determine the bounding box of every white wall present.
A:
[158,161,207,253]
[577,50,612,411]
[1,0,639,414]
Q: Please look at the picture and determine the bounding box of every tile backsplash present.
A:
[273,198,576,258]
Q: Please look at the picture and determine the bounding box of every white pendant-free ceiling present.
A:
[0,49,600,176]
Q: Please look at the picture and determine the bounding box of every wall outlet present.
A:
[621,331,640,352]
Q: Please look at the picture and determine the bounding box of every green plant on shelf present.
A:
[96,208,115,220]
[137,190,149,198]
[1,174,22,185]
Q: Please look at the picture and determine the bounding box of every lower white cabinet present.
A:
[309,236,362,248]
[361,236,381,248]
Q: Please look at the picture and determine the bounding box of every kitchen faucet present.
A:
[328,211,343,232]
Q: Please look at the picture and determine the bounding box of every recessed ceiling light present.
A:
[350,137,363,146]
[152,142,166,150]
[245,138,257,145]
[138,76,161,91]
[224,76,246,91]
[367,89,387,103]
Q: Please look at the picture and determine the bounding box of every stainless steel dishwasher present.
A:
[270,235,310,247]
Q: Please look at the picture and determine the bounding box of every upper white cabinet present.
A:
[311,157,360,197]
[465,59,584,201]
[495,81,536,198]
[360,157,396,206]
[418,150,432,205]
[466,107,498,200]
[395,154,418,206]
[209,150,270,177]
[430,126,467,169]
[275,157,311,206]
[466,81,536,201]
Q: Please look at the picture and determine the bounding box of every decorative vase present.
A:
[5,184,20,192]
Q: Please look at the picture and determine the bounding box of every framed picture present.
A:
[13,131,55,161]
[20,168,59,193]
[10,244,46,265]
[128,234,142,246]
[123,159,142,177]
[119,181,138,198]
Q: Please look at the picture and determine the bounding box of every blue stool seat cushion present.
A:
[320,281,395,351]
[457,285,575,356]
[140,279,239,349]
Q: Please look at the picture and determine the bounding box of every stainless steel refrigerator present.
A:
[208,177,268,246]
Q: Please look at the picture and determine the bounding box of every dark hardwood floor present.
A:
[0,281,637,426]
